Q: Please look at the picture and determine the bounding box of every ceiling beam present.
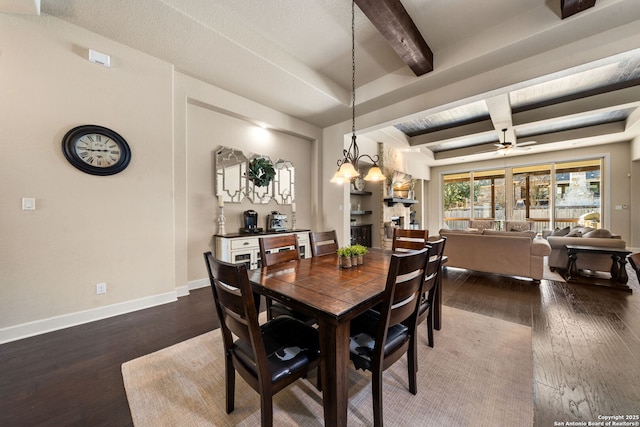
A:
[512,86,640,125]
[561,0,596,19]
[355,0,433,76]
[409,121,495,146]
[434,122,625,160]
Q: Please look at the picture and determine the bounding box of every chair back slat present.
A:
[386,249,430,326]
[423,237,446,295]
[378,248,430,336]
[310,230,339,257]
[392,228,429,252]
[204,252,264,357]
[259,235,300,267]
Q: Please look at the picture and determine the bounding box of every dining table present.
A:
[246,248,443,427]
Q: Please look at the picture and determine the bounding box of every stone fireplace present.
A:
[381,201,412,250]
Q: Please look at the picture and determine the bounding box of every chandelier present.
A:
[331,0,385,184]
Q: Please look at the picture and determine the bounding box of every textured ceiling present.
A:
[6,0,640,166]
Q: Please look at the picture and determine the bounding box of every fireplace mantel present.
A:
[383,197,417,207]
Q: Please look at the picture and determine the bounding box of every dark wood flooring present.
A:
[1,266,639,426]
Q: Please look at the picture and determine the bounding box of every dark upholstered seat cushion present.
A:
[234,315,320,383]
[269,301,315,324]
[349,309,408,371]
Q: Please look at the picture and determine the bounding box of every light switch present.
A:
[22,198,35,211]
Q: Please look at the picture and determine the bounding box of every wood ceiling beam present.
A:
[561,0,596,19]
[355,0,433,76]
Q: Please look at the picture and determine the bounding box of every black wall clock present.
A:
[62,125,131,176]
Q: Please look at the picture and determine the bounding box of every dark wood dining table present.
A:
[246,248,443,427]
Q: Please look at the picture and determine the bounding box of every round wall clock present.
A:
[61,125,131,176]
[354,177,365,191]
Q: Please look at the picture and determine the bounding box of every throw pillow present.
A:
[566,226,595,237]
[507,221,533,232]
[550,226,570,236]
[469,220,494,231]
[583,229,613,238]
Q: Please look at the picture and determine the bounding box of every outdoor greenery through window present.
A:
[443,158,602,233]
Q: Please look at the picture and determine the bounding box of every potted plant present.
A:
[337,246,353,268]
[352,244,369,265]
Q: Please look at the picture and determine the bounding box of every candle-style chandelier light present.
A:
[331,0,385,184]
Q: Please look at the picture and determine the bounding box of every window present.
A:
[443,172,472,229]
[512,165,551,232]
[442,158,603,232]
[474,169,505,221]
[554,159,601,229]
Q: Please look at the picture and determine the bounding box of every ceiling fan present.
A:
[493,128,536,155]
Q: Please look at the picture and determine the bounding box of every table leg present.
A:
[567,249,578,281]
[616,256,629,284]
[318,319,350,427]
[610,255,620,281]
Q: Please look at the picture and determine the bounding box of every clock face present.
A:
[354,177,365,191]
[62,125,131,176]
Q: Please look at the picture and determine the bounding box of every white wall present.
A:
[0,14,175,341]
[185,103,314,281]
[0,14,322,343]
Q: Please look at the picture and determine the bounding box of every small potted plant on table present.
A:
[337,246,353,268]
[352,244,369,265]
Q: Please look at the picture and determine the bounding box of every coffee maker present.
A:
[267,211,288,232]
[243,210,262,233]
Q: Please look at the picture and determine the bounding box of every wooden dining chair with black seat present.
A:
[417,236,446,348]
[391,228,429,253]
[203,252,321,427]
[310,230,339,257]
[349,247,430,427]
[628,253,640,283]
[258,235,314,324]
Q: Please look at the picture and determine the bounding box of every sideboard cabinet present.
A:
[214,230,311,270]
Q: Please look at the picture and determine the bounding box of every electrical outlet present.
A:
[96,283,107,295]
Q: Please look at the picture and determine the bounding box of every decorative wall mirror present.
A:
[247,154,274,204]
[215,147,248,202]
[273,159,295,205]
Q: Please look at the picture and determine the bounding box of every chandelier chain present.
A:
[351,0,356,137]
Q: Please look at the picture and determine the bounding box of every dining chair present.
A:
[628,253,640,283]
[259,235,314,324]
[203,252,320,427]
[349,247,430,427]
[391,228,429,252]
[310,230,339,257]
[259,234,301,268]
[417,236,446,348]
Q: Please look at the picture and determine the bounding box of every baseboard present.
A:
[174,278,210,298]
[0,291,178,345]
[187,278,210,291]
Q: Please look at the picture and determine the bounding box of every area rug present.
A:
[122,306,533,426]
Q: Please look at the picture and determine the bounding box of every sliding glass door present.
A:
[441,158,603,232]
[554,159,602,229]
[512,165,551,232]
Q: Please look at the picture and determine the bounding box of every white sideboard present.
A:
[214,230,311,270]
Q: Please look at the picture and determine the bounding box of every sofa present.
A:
[544,226,626,272]
[438,228,551,281]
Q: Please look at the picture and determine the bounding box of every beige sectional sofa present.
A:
[438,228,551,281]
[544,226,626,272]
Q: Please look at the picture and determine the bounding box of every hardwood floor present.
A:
[1,266,639,426]
[443,266,640,426]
